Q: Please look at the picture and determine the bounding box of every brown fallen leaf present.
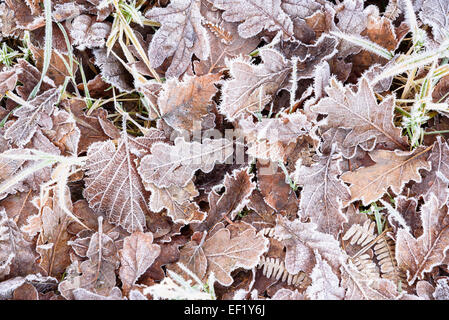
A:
[119,231,161,293]
[157,73,222,133]
[341,147,431,206]
[396,196,449,285]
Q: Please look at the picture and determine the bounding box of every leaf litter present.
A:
[0,0,449,301]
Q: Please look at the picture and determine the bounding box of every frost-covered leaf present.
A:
[119,231,161,292]
[157,73,222,133]
[197,168,256,231]
[306,252,345,300]
[0,207,37,280]
[146,180,206,225]
[419,0,449,44]
[411,136,449,206]
[273,216,347,275]
[211,0,294,39]
[70,14,111,50]
[340,261,415,300]
[92,46,134,92]
[14,59,55,100]
[4,88,60,147]
[312,77,408,158]
[0,69,17,96]
[194,0,260,75]
[83,129,165,232]
[292,152,350,238]
[36,187,73,278]
[145,0,210,78]
[219,48,292,121]
[396,196,449,285]
[138,137,233,189]
[270,288,304,300]
[202,222,268,286]
[241,112,314,162]
[341,147,431,206]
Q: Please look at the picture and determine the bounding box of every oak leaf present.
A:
[396,196,449,285]
[341,147,431,206]
[138,137,233,189]
[0,207,37,280]
[306,251,345,300]
[202,222,268,286]
[273,216,346,275]
[146,180,206,225]
[312,77,408,158]
[292,151,350,238]
[219,48,291,121]
[411,136,449,206]
[419,0,449,44]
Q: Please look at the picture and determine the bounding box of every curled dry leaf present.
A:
[341,147,431,206]
[70,14,111,50]
[145,0,210,78]
[138,137,233,189]
[396,196,449,285]
[0,69,18,96]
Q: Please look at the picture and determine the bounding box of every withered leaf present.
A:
[146,180,206,225]
[241,112,314,162]
[396,196,449,285]
[0,207,37,280]
[211,0,294,39]
[70,14,111,50]
[419,0,449,44]
[119,231,161,293]
[198,167,256,232]
[411,136,449,206]
[83,129,165,232]
[219,48,291,121]
[4,88,60,147]
[273,216,346,275]
[202,222,268,286]
[293,151,350,238]
[36,187,73,278]
[92,46,134,93]
[312,77,408,158]
[157,73,222,133]
[14,59,55,100]
[138,137,233,189]
[145,0,210,78]
[341,147,431,206]
[306,251,345,300]
[340,261,417,300]
[0,69,17,96]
